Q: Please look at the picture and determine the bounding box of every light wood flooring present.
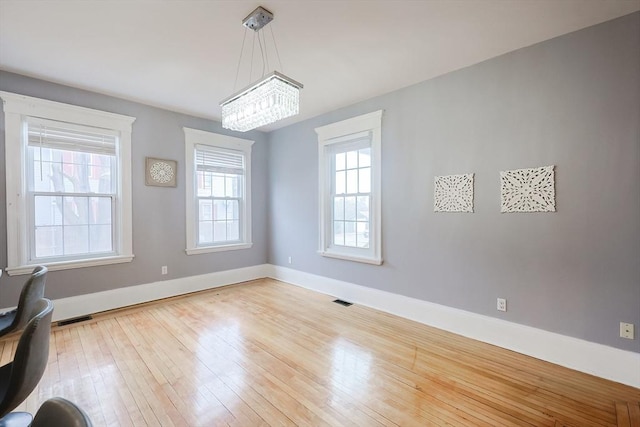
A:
[1,278,638,426]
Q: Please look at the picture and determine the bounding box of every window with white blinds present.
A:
[26,118,118,260]
[196,146,244,174]
[27,117,118,155]
[195,145,244,246]
[184,128,254,254]
[1,91,135,275]
[316,111,383,265]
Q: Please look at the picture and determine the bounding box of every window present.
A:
[1,91,135,275]
[316,110,382,265]
[184,128,253,254]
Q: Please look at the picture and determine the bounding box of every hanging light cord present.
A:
[270,24,284,73]
[261,28,270,77]
[232,28,248,92]
[250,31,256,84]
[232,17,284,89]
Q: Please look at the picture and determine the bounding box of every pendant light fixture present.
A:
[220,6,303,132]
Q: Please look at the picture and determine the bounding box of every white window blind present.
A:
[27,117,118,156]
[195,145,244,174]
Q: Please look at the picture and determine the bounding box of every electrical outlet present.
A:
[161,266,168,275]
[620,322,634,339]
[497,298,507,312]
[288,256,292,264]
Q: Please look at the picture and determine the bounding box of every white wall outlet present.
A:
[620,322,634,339]
[497,298,507,312]
[288,256,292,264]
[161,266,168,275]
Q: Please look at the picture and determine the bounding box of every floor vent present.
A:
[57,315,93,326]
[333,299,353,307]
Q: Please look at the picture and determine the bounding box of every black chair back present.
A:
[0,298,54,418]
[31,397,93,427]
[0,266,48,338]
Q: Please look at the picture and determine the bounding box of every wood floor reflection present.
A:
[1,279,638,426]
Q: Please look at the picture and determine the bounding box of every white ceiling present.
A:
[1,1,638,132]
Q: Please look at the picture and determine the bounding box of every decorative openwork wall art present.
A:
[500,165,555,212]
[145,157,177,187]
[434,173,474,212]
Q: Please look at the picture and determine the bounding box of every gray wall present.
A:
[267,12,640,352]
[0,71,269,304]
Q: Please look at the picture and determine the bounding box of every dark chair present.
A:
[0,266,48,339]
[0,299,54,425]
[30,397,93,427]
[0,397,92,427]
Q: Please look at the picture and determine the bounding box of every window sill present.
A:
[186,243,253,255]
[318,250,382,265]
[6,254,135,276]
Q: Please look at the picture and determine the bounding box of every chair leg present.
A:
[0,412,33,427]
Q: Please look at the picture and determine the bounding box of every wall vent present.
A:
[57,315,93,326]
[333,299,353,307]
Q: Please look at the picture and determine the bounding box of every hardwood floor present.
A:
[616,402,640,427]
[1,278,638,426]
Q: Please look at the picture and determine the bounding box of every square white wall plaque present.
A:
[500,165,555,212]
[146,157,177,187]
[434,173,474,212]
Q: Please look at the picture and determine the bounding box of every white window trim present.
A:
[183,127,254,255]
[316,110,383,265]
[0,91,136,275]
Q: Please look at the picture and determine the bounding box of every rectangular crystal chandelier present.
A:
[220,71,302,132]
[220,6,303,132]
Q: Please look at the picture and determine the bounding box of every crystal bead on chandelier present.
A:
[220,7,303,132]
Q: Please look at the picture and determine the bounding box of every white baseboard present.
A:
[18,262,637,388]
[52,264,270,322]
[265,265,640,389]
